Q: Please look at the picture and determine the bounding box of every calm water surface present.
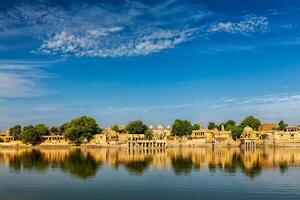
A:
[1,147,300,200]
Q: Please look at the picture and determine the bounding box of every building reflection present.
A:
[1,147,300,179]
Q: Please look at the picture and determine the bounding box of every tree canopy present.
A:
[126,120,148,134]
[35,124,49,136]
[19,125,42,145]
[240,116,261,130]
[278,120,288,130]
[208,122,217,130]
[144,129,153,140]
[218,120,236,131]
[224,120,236,130]
[9,125,22,139]
[62,116,101,145]
[111,125,126,133]
[192,123,200,130]
[171,119,193,136]
[231,125,243,139]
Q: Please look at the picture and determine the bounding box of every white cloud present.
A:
[209,93,300,123]
[208,15,269,34]
[38,28,196,57]
[0,2,294,57]
[0,2,206,58]
[2,92,300,129]
[87,27,123,37]
[0,60,53,97]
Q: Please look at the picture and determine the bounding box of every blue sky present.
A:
[0,0,300,129]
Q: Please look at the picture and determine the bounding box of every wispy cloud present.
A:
[0,1,207,58]
[210,93,300,123]
[208,14,269,35]
[38,28,197,57]
[213,94,300,108]
[0,1,293,57]
[200,44,256,54]
[2,92,300,129]
[0,60,54,97]
[97,93,300,123]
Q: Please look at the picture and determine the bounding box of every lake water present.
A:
[1,147,300,200]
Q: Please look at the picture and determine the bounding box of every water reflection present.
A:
[1,147,300,179]
[124,157,152,175]
[61,149,101,179]
[171,156,196,175]
[8,149,49,173]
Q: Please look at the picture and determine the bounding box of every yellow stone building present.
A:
[269,126,300,145]
[239,125,300,147]
[191,125,238,147]
[0,129,20,145]
[191,128,214,143]
[150,125,171,140]
[214,125,232,143]
[2,123,300,148]
[40,135,69,145]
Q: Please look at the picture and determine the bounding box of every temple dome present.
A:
[157,125,163,130]
[243,126,253,133]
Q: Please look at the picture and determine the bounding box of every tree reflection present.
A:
[60,149,101,179]
[123,157,152,175]
[171,156,194,175]
[207,152,262,178]
[279,162,288,174]
[3,149,101,180]
[8,155,22,172]
[1,147,299,179]
[8,149,49,173]
[222,153,240,174]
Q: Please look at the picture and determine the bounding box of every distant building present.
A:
[284,126,300,132]
[259,124,277,131]
[0,129,9,136]
[150,125,171,140]
[191,125,238,146]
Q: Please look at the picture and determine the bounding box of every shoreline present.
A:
[2,142,300,149]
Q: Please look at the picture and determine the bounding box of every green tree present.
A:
[231,125,243,140]
[62,116,101,145]
[111,125,126,133]
[218,120,236,131]
[111,125,120,132]
[192,123,200,130]
[60,123,69,133]
[208,122,217,130]
[224,120,236,130]
[9,125,22,139]
[278,120,288,131]
[171,119,193,136]
[144,129,153,140]
[126,120,148,134]
[35,124,49,136]
[240,116,261,130]
[218,123,225,130]
[19,125,42,145]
